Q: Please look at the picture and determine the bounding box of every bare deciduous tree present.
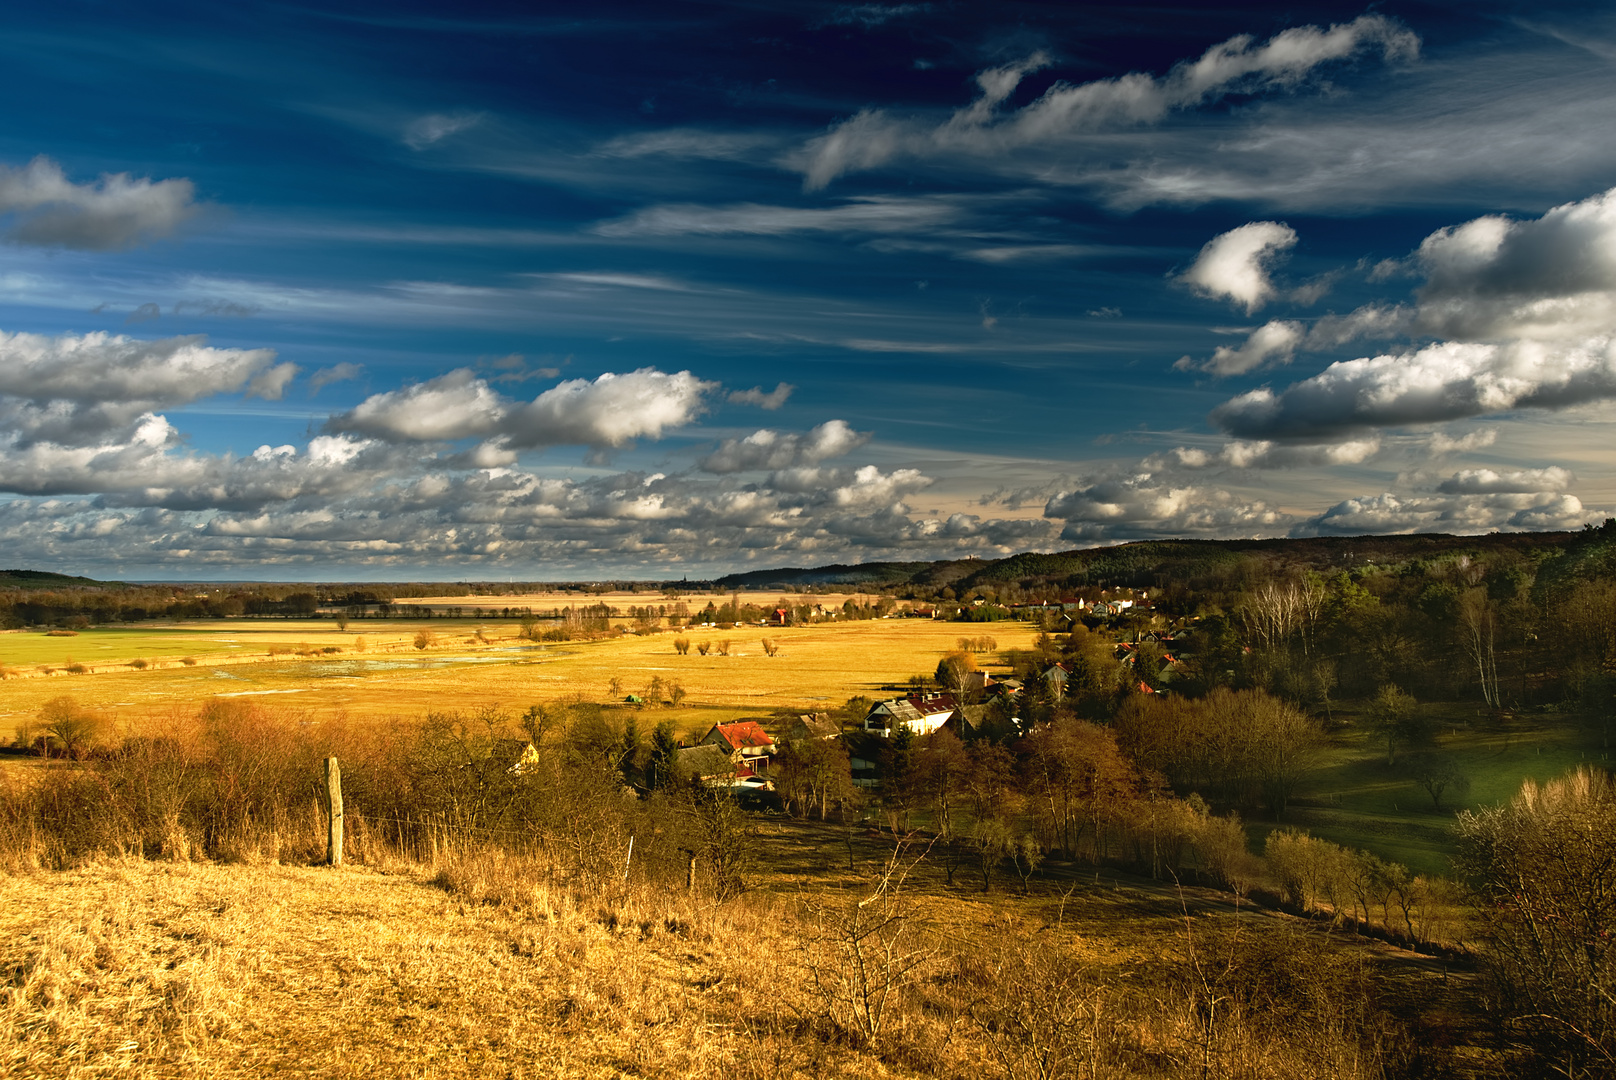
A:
[37,695,100,759]
[800,847,931,1048]
[1456,767,1616,1074]
[1458,588,1501,708]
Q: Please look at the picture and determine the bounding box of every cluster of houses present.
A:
[672,681,1026,790]
[1037,626,1194,698]
[663,602,1187,791]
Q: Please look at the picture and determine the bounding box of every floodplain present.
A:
[0,598,1038,746]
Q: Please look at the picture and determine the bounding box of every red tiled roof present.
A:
[713,721,774,750]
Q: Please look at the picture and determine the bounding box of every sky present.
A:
[4,1,1616,580]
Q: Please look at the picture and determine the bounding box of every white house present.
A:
[862,693,960,737]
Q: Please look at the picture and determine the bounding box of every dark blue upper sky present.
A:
[2,0,1615,578]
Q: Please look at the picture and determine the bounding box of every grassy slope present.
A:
[3,823,1478,1079]
[4,861,764,1079]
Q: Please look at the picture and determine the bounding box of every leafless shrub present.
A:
[799,847,932,1048]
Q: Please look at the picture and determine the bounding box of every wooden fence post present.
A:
[325,756,343,866]
[681,846,696,891]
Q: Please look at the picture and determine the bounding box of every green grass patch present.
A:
[1272,708,1612,876]
[0,627,259,667]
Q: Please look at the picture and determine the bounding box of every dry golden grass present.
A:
[0,859,777,1079]
[1,821,1473,1080]
[1,618,1038,744]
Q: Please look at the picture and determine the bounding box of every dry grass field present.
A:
[1,822,1473,1080]
[0,616,1036,744]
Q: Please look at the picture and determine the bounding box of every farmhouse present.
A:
[699,720,775,776]
[938,704,989,739]
[677,743,737,786]
[862,692,959,737]
[783,713,840,742]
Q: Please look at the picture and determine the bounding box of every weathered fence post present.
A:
[681,846,696,891]
[325,756,343,866]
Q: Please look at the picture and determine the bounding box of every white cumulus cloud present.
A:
[1299,489,1591,535]
[0,156,198,249]
[504,368,715,449]
[701,420,868,473]
[332,369,507,442]
[332,367,716,451]
[1152,437,1380,470]
[1413,186,1616,343]
[1177,318,1304,376]
[1436,466,1573,494]
[1211,337,1616,441]
[1180,223,1298,314]
[1043,473,1287,540]
[0,330,283,446]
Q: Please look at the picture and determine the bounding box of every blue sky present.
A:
[4,1,1616,579]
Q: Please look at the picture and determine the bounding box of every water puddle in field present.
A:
[262,651,564,678]
[211,669,251,681]
[215,688,316,697]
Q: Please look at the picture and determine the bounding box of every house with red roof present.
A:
[699,720,776,776]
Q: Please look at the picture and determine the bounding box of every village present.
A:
[668,587,1196,803]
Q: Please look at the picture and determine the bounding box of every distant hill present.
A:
[713,532,1582,593]
[714,560,978,589]
[0,568,118,589]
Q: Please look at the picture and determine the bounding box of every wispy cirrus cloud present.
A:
[790,15,1417,190]
[593,195,964,238]
[726,383,793,410]
[403,111,485,150]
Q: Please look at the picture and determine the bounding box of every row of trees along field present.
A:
[0,577,892,628]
